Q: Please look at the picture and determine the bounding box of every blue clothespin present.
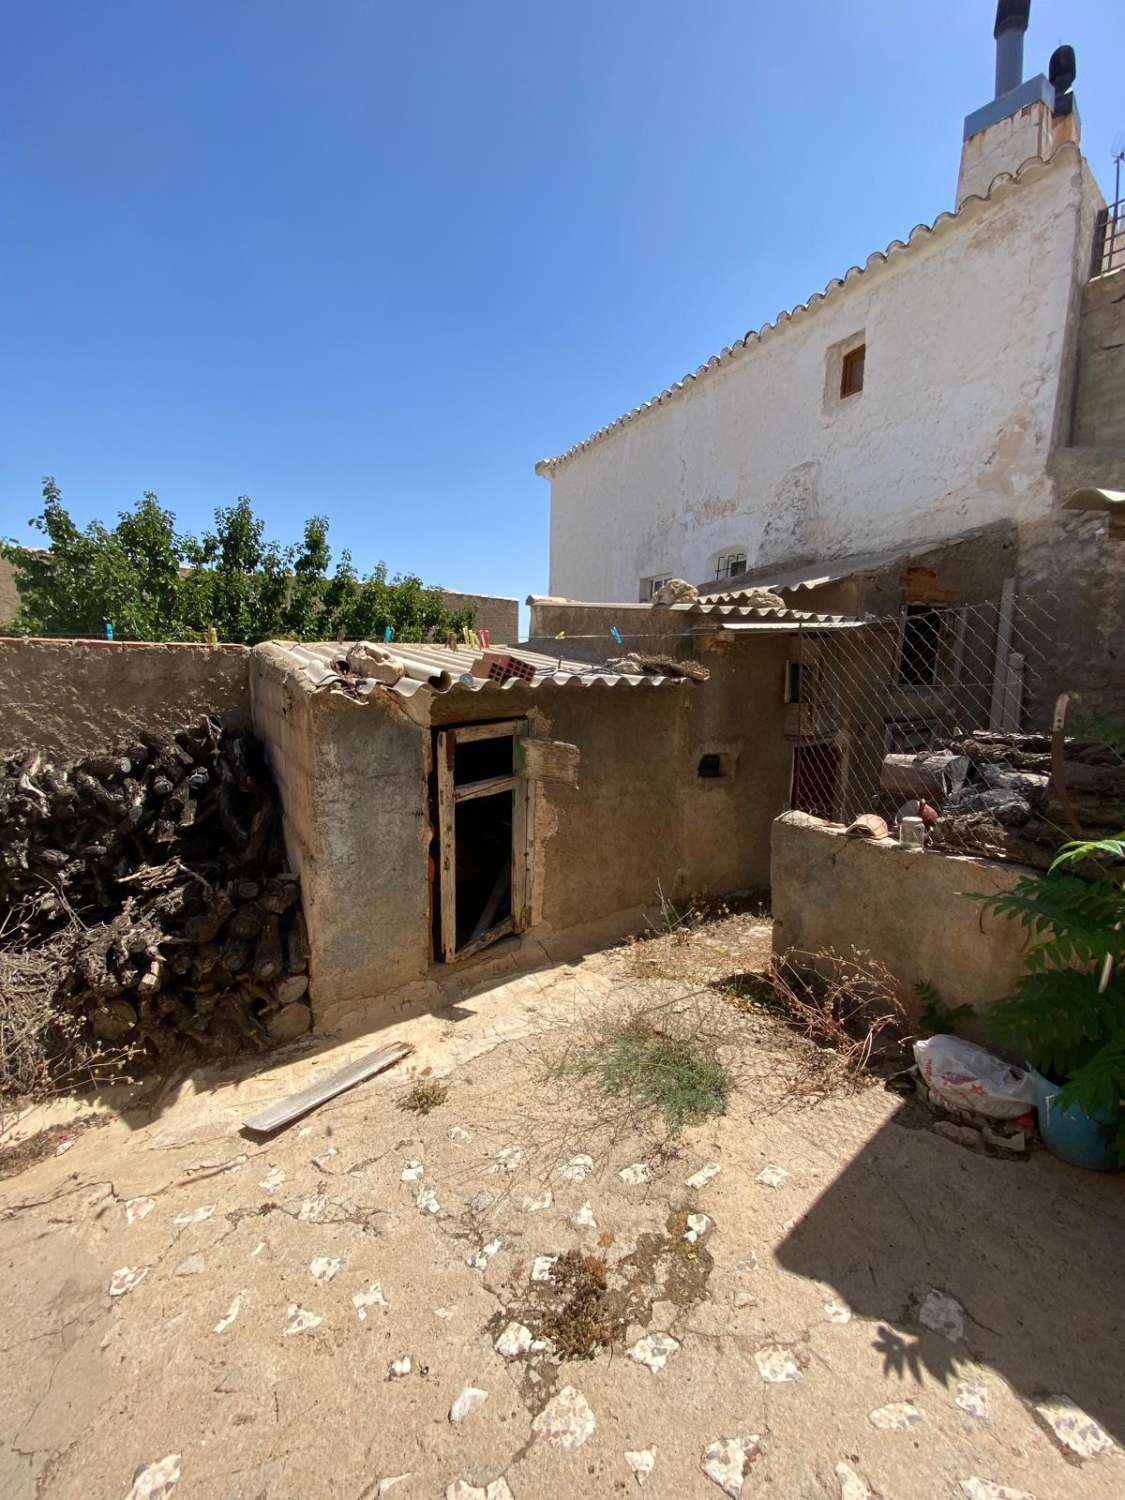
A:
[610,625,622,646]
[384,625,394,643]
[104,621,114,640]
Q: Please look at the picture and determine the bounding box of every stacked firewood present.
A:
[0,717,309,1068]
[930,731,1125,868]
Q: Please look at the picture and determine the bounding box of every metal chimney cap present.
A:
[994,1,1031,39]
[1049,44,1076,93]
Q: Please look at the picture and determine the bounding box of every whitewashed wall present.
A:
[543,151,1093,603]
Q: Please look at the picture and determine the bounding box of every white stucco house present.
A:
[536,9,1118,611]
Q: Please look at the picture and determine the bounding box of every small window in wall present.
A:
[713,551,748,582]
[697,752,727,779]
[840,344,865,399]
[784,660,803,704]
[641,575,673,601]
[897,605,943,686]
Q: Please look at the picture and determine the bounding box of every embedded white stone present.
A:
[753,1344,801,1383]
[250,1240,266,1257]
[490,1145,523,1174]
[213,1295,241,1334]
[401,1159,424,1182]
[919,1288,965,1342]
[523,1190,553,1212]
[835,1462,874,1499]
[625,1447,656,1486]
[1035,1395,1114,1460]
[109,1266,149,1297]
[174,1253,205,1277]
[685,1213,711,1244]
[823,1297,852,1324]
[309,1256,343,1282]
[448,1125,471,1144]
[495,1321,533,1358]
[416,1185,441,1214]
[531,1255,558,1282]
[258,1166,286,1191]
[377,1478,412,1496]
[125,1197,155,1224]
[735,1251,758,1275]
[449,1386,489,1423]
[700,1436,761,1498]
[353,1283,388,1320]
[126,1453,182,1500]
[628,1333,680,1373]
[445,1481,513,1500]
[284,1304,322,1336]
[868,1401,922,1430]
[619,1162,654,1186]
[755,1165,788,1188]
[957,1482,1034,1500]
[173,1204,215,1226]
[955,1381,990,1419]
[298,1125,314,1137]
[531,1384,596,1449]
[467,1238,501,1270]
[559,1153,594,1183]
[388,1356,412,1378]
[686,1162,722,1189]
[572,1201,598,1229]
[313,1147,338,1166]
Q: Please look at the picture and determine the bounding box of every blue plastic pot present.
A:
[1028,1064,1120,1171]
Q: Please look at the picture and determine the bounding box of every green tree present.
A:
[2,477,475,646]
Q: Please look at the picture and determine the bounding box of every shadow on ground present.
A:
[776,1100,1125,1445]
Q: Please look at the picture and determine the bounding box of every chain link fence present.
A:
[786,591,1125,867]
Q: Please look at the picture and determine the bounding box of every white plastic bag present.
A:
[913,1035,1036,1118]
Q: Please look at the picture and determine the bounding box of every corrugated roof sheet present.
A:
[534,145,1077,475]
[697,529,993,597]
[261,639,691,703]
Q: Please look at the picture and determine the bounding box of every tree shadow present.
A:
[775,1099,1125,1444]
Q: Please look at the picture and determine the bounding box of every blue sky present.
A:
[2,1,1120,613]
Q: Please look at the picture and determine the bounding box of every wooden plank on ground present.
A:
[243,1042,413,1133]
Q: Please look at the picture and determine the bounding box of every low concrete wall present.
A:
[0,638,250,757]
[440,590,519,643]
[770,811,1031,1029]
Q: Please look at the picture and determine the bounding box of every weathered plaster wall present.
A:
[0,558,19,627]
[0,638,250,757]
[771,812,1031,1029]
[251,646,431,1013]
[545,153,1091,604]
[955,98,1054,206]
[440,590,519,643]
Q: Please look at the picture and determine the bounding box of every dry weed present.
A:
[396,1078,449,1116]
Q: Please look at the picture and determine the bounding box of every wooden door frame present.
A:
[435,718,530,963]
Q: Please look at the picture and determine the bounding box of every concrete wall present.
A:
[771,811,1031,1029]
[439,590,519,643]
[0,638,250,758]
[542,149,1093,605]
[251,645,432,1011]
[1071,267,1125,447]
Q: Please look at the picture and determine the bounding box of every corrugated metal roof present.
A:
[697,531,990,597]
[708,619,869,633]
[525,595,858,627]
[261,639,691,703]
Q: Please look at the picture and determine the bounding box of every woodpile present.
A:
[0,717,309,1075]
[928,731,1125,868]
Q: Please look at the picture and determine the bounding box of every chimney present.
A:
[956,0,1080,207]
[993,1,1030,99]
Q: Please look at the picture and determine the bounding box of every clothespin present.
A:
[445,632,457,651]
[384,625,394,643]
[610,625,622,646]
[461,626,473,646]
[207,626,218,647]
[104,621,114,640]
[479,628,491,650]
[554,630,566,640]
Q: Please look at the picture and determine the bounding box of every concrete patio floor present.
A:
[1,915,1122,1500]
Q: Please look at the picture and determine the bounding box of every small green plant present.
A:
[915,981,974,1036]
[550,1011,732,1134]
[397,1079,449,1115]
[975,833,1125,1161]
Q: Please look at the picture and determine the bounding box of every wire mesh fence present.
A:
[786,591,1125,868]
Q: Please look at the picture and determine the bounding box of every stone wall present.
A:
[0,638,250,758]
[1071,267,1125,447]
[770,811,1031,1029]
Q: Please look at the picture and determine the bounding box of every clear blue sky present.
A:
[2,1,1120,611]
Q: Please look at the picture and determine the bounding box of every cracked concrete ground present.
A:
[1,916,1123,1500]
